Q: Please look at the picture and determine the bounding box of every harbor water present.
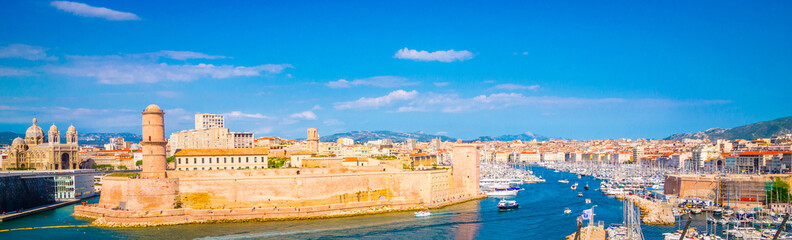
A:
[0,166,710,239]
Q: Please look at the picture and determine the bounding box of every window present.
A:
[246,157,249,163]
[254,157,257,162]
[209,158,212,164]
[194,158,197,164]
[231,157,234,163]
[202,158,205,164]
[178,158,181,164]
[193,167,197,170]
[224,157,227,163]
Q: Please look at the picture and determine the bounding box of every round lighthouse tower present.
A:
[141,104,167,178]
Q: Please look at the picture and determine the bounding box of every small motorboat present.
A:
[564,208,572,214]
[578,192,583,197]
[585,199,592,204]
[497,199,519,210]
[584,184,589,190]
[571,184,577,190]
[691,208,702,214]
[414,211,431,217]
[558,179,569,184]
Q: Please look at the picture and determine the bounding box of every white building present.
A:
[195,113,224,130]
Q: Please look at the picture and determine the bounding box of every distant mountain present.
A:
[79,133,142,145]
[0,131,23,145]
[0,132,141,145]
[666,116,792,141]
[320,131,456,143]
[471,132,550,142]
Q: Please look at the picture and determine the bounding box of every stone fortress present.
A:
[74,104,485,227]
[3,118,80,170]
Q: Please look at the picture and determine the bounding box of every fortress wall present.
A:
[98,177,127,208]
[174,169,444,209]
[98,177,179,210]
[125,178,179,210]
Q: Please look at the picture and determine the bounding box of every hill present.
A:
[471,132,550,142]
[0,132,141,145]
[320,131,456,143]
[666,116,792,141]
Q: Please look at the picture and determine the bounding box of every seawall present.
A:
[74,194,485,227]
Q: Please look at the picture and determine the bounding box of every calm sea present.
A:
[0,166,709,239]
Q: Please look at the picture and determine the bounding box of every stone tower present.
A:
[307,128,319,153]
[66,125,78,144]
[141,104,167,179]
[452,144,481,196]
[48,124,60,144]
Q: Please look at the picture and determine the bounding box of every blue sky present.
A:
[1,0,790,140]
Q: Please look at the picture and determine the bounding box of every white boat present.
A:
[559,179,569,184]
[414,211,431,217]
[564,207,572,214]
[571,184,577,190]
[485,189,518,196]
[585,199,592,204]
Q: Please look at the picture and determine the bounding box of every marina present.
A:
[0,165,762,239]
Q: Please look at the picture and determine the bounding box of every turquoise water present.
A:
[0,167,709,239]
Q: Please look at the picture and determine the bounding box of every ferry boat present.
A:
[497,199,519,210]
[414,211,431,217]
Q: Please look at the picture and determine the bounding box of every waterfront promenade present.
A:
[0,199,83,222]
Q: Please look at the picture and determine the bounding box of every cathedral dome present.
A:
[11,137,24,146]
[49,124,59,133]
[67,124,76,133]
[25,117,44,139]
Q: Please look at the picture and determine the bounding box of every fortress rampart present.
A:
[73,105,485,227]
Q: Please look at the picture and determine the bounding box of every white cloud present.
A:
[334,90,418,110]
[326,76,417,88]
[150,51,227,60]
[47,52,292,84]
[323,119,343,126]
[312,105,323,110]
[436,131,449,135]
[225,111,269,119]
[492,83,540,91]
[0,66,33,76]
[483,80,496,84]
[335,90,730,114]
[290,111,317,120]
[0,44,58,61]
[433,82,449,87]
[50,1,140,21]
[393,48,473,62]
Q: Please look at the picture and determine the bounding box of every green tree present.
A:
[167,156,175,163]
[766,177,791,203]
[136,160,143,166]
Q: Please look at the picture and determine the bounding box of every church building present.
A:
[3,118,80,170]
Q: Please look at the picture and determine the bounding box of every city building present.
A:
[306,128,319,153]
[337,137,354,146]
[174,148,269,171]
[195,113,224,130]
[3,118,80,170]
